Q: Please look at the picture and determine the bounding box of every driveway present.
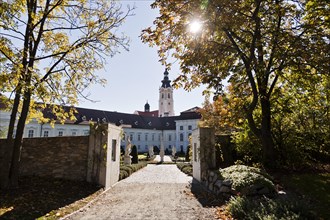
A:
[64,164,216,220]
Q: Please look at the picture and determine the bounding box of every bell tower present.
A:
[159,69,174,117]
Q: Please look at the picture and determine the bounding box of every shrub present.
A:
[119,170,129,180]
[119,162,148,181]
[177,163,193,176]
[176,150,185,157]
[227,196,315,220]
[185,145,191,162]
[120,166,133,175]
[130,145,138,164]
[219,165,275,195]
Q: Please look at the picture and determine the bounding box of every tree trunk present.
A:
[8,91,32,188]
[0,139,14,189]
[0,92,21,189]
[260,96,276,168]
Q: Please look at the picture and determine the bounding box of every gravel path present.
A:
[65,164,216,220]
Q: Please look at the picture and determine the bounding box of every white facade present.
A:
[0,110,90,138]
[0,108,199,153]
[175,119,198,153]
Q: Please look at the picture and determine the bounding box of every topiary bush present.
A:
[130,145,138,164]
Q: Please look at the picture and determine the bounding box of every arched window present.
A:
[168,93,170,98]
[162,93,164,98]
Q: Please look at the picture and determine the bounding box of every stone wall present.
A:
[19,136,89,181]
[0,123,122,188]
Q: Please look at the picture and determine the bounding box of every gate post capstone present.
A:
[192,127,216,183]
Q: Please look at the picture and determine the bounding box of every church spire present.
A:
[144,101,150,112]
[159,68,174,117]
[161,68,171,88]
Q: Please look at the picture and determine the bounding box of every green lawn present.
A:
[138,154,147,160]
[281,172,330,219]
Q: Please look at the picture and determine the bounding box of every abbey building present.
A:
[0,69,201,153]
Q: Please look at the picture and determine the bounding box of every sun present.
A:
[189,20,202,34]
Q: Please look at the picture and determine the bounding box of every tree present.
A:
[0,0,133,189]
[130,145,138,164]
[142,0,329,167]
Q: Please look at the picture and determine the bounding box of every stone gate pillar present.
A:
[192,127,216,182]
[87,123,122,189]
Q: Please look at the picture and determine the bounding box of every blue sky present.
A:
[77,1,206,114]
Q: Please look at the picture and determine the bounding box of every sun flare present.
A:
[189,20,202,34]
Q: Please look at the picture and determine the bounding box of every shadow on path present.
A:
[190,178,226,207]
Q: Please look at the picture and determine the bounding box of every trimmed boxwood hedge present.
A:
[176,163,193,176]
[119,162,148,181]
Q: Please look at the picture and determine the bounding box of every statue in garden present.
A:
[124,136,132,165]
[160,135,165,162]
[125,136,132,157]
[149,145,154,158]
[172,146,176,157]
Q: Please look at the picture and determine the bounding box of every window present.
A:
[162,93,164,98]
[145,145,148,150]
[138,145,141,150]
[180,126,183,130]
[43,130,49,137]
[28,130,34,138]
[159,134,161,141]
[168,93,170,98]
[145,134,148,141]
[138,134,141,141]
[180,145,183,152]
[130,134,133,141]
[84,130,89,135]
[168,134,172,141]
[168,102,170,105]
[180,133,184,142]
[72,131,77,136]
[58,131,63,136]
[152,133,155,141]
[188,125,192,130]
[112,139,117,161]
